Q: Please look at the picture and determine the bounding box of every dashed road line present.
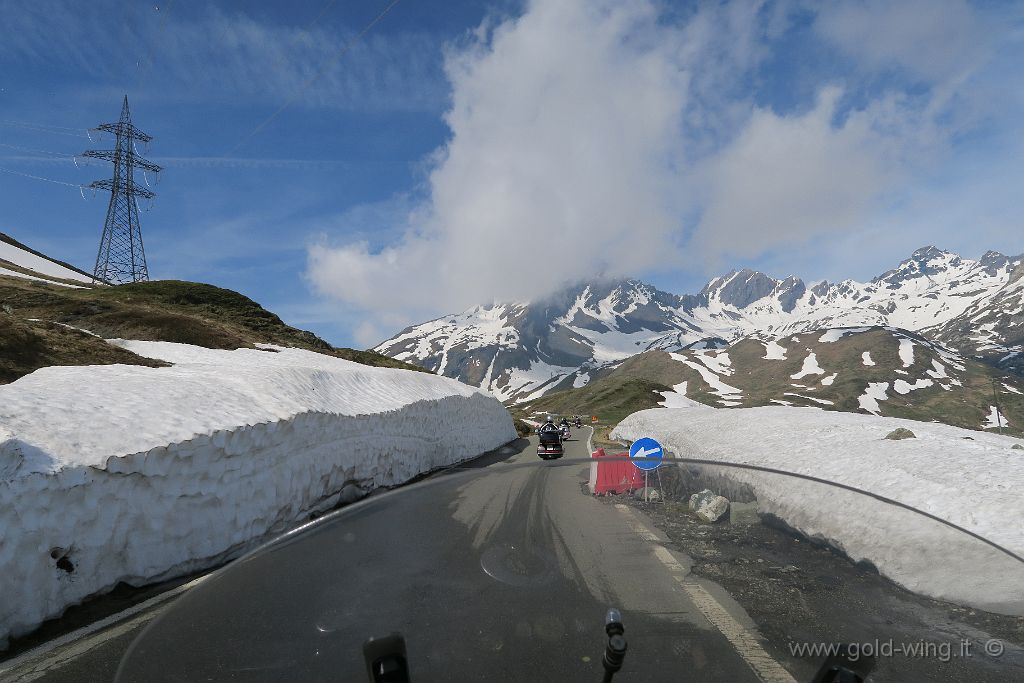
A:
[614,504,796,683]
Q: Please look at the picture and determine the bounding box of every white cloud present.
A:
[307,0,1023,333]
[690,87,925,261]
[308,0,694,314]
[813,0,991,83]
[353,320,387,349]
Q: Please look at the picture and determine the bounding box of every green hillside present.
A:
[0,275,427,384]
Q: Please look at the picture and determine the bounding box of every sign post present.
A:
[629,437,664,503]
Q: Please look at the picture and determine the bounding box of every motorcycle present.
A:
[537,428,564,459]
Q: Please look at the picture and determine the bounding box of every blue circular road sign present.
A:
[629,437,664,471]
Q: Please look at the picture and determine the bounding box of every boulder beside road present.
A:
[689,488,730,523]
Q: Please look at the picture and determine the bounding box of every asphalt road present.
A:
[0,428,798,682]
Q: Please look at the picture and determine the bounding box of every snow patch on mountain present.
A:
[0,235,94,286]
[819,327,871,343]
[893,378,934,395]
[984,406,1004,430]
[658,381,712,410]
[898,338,916,368]
[695,351,734,376]
[671,352,743,406]
[791,352,825,379]
[763,339,787,359]
[859,382,890,414]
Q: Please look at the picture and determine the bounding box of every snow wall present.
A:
[613,406,1024,616]
[0,343,516,645]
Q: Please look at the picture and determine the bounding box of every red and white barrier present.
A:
[588,447,643,495]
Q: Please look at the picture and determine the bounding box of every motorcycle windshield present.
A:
[115,458,1024,683]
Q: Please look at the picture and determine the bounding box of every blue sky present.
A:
[1,0,1022,347]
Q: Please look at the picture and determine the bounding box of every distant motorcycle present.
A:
[560,425,571,440]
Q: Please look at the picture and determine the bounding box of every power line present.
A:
[0,120,89,138]
[0,165,84,188]
[0,142,79,159]
[225,0,402,156]
[0,119,84,132]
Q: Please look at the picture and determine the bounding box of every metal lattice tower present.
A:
[84,95,162,284]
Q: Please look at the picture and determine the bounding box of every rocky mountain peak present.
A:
[979,250,1010,276]
[701,269,776,309]
[872,245,962,288]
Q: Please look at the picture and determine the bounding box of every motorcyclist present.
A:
[539,416,559,434]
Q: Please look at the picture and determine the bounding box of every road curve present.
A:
[2,428,794,682]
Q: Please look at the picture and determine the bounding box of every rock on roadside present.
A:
[689,488,730,523]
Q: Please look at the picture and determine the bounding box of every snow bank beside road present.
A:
[0,343,515,645]
[612,407,1024,615]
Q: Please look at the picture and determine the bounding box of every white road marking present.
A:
[614,505,796,683]
[0,573,209,680]
[614,504,660,542]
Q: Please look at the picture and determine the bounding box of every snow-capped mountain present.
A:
[375,247,1023,402]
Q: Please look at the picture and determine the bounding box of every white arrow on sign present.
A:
[635,446,661,458]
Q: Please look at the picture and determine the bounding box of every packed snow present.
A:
[790,352,825,379]
[862,351,876,366]
[613,407,1024,615]
[0,239,94,285]
[820,373,837,386]
[0,342,516,645]
[984,406,1004,430]
[0,267,84,288]
[762,339,787,360]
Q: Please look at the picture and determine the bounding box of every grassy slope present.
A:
[0,317,168,383]
[514,353,680,449]
[0,276,427,384]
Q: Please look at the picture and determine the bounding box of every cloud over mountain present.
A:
[306,0,1024,338]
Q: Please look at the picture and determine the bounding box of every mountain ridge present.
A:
[375,246,1024,402]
